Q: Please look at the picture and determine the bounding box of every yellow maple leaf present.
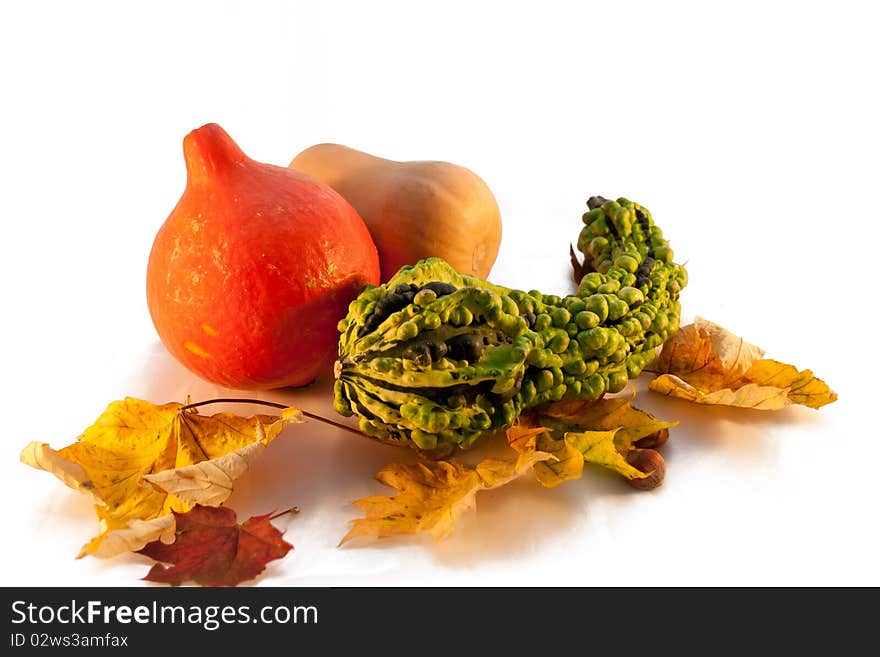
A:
[649,318,837,409]
[529,431,587,487]
[568,430,648,479]
[504,396,674,487]
[340,448,551,544]
[21,398,299,556]
[508,423,647,488]
[537,394,677,448]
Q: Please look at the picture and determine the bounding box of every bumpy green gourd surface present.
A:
[334,196,687,456]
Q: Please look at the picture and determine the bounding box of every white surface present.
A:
[1,0,877,586]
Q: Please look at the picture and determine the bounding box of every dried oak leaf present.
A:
[506,395,674,488]
[649,318,837,410]
[341,448,551,544]
[139,505,293,587]
[20,398,300,557]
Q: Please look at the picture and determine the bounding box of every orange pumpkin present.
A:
[147,124,380,389]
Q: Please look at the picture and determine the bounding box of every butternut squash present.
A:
[289,144,502,280]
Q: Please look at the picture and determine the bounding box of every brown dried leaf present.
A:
[652,317,765,388]
[79,512,176,559]
[143,438,271,507]
[649,318,837,409]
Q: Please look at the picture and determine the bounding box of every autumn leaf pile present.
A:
[20,318,836,586]
[21,399,300,585]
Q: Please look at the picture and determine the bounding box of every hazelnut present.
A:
[625,448,665,490]
[635,427,669,449]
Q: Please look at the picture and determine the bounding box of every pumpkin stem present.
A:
[183,123,248,185]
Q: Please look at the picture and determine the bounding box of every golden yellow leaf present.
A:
[537,394,677,449]
[341,448,550,544]
[566,430,647,480]
[649,318,837,409]
[510,396,674,487]
[508,422,647,488]
[529,432,586,488]
[21,398,299,556]
[143,430,277,507]
[504,425,547,455]
[83,432,294,559]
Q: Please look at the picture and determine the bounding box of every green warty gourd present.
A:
[333,196,688,456]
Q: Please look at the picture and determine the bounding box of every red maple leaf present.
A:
[138,505,293,586]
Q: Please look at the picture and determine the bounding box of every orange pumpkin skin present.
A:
[147,123,380,389]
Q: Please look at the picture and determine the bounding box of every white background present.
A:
[1,0,877,586]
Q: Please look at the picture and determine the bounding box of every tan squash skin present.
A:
[290,144,502,280]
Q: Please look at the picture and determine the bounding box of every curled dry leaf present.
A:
[652,316,765,386]
[143,436,273,507]
[506,395,676,488]
[341,448,551,544]
[139,505,294,587]
[79,512,176,559]
[649,318,837,410]
[20,398,300,557]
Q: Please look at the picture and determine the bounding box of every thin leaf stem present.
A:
[178,397,364,437]
[179,398,288,411]
[270,507,299,521]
